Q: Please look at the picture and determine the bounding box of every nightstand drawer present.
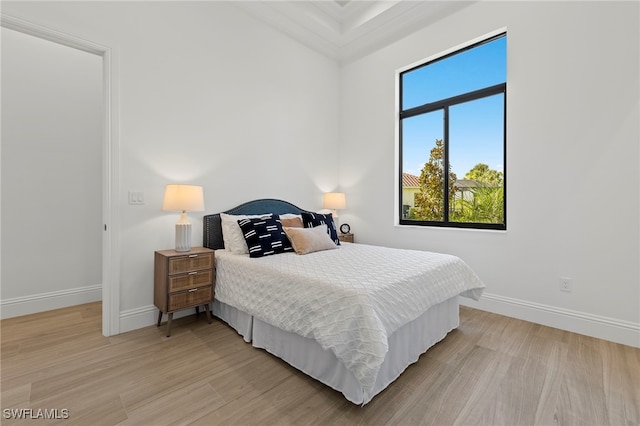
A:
[338,233,354,243]
[168,270,213,292]
[168,253,214,275]
[168,286,212,311]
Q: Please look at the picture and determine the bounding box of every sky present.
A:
[401,35,506,179]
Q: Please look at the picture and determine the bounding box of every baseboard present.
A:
[460,292,640,348]
[118,304,204,334]
[118,305,157,333]
[19,287,632,348]
[0,285,102,319]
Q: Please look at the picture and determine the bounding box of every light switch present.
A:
[129,191,145,205]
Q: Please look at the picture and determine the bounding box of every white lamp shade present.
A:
[162,184,205,212]
[323,192,346,210]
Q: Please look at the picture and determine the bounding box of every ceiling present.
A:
[233,0,475,62]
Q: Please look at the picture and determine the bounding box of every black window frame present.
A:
[399,33,507,231]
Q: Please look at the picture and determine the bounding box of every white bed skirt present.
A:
[211,297,460,405]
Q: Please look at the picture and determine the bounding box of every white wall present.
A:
[1,1,340,329]
[339,1,639,346]
[1,27,103,317]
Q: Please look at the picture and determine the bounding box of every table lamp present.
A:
[162,184,205,252]
[323,192,346,225]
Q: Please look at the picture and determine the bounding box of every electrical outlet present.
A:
[559,277,572,292]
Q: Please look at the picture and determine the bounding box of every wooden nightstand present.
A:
[154,246,215,337]
[338,233,354,243]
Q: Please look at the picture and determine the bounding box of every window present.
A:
[399,33,506,230]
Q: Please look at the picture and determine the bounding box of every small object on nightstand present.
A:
[338,233,354,243]
[154,246,215,337]
[339,223,350,234]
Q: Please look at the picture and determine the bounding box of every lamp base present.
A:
[175,223,192,252]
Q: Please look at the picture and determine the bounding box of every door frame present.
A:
[1,14,120,336]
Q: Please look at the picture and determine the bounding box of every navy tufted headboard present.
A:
[202,199,311,250]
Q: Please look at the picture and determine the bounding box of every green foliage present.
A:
[411,150,504,224]
[451,162,504,224]
[451,186,504,224]
[464,163,503,186]
[412,139,457,221]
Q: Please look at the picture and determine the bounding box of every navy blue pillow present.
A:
[301,212,340,245]
[238,216,293,258]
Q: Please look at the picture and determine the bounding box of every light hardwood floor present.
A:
[1,302,638,425]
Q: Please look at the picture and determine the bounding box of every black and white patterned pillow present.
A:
[237,216,293,258]
[301,212,340,245]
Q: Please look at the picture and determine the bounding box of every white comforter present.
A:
[214,243,485,394]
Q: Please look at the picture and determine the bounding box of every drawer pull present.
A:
[188,271,198,275]
[188,288,198,292]
[188,254,198,258]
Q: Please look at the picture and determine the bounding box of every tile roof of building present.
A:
[403,174,485,189]
[402,173,420,187]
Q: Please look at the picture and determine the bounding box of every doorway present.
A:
[0,14,119,336]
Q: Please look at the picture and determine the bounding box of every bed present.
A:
[203,198,485,405]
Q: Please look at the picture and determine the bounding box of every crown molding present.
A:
[231,1,476,62]
[232,1,342,59]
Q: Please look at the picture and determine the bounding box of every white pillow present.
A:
[220,212,271,254]
[279,213,302,219]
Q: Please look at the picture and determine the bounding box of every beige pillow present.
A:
[283,224,337,255]
[280,216,303,228]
